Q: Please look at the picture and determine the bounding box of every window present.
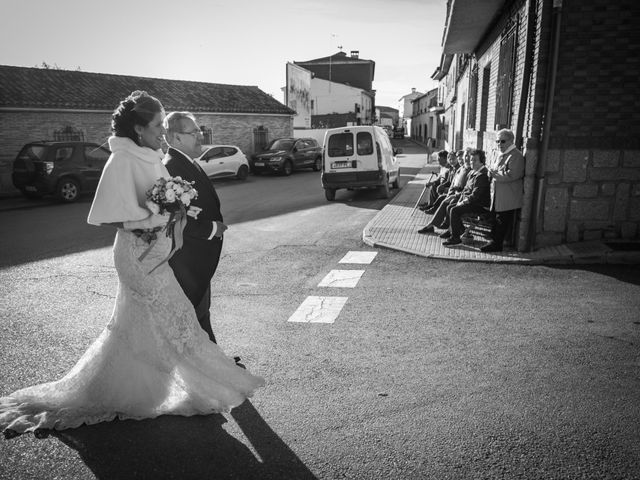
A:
[200,126,213,144]
[495,18,518,129]
[222,147,238,156]
[202,147,224,160]
[327,133,353,157]
[356,132,373,155]
[480,66,491,132]
[54,147,73,162]
[84,146,110,165]
[18,145,47,161]
[467,65,478,129]
[268,139,294,151]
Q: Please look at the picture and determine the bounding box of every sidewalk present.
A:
[363,168,640,265]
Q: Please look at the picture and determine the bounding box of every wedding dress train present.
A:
[0,230,264,434]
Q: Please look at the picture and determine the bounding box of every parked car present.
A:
[195,144,250,180]
[251,137,322,176]
[12,141,111,203]
[321,125,401,201]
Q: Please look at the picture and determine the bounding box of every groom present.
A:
[163,111,227,343]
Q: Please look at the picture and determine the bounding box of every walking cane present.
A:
[411,172,436,216]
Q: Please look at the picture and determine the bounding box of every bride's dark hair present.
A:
[112,91,164,145]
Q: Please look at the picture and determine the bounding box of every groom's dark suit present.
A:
[164,147,223,342]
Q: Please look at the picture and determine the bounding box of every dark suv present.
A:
[12,141,111,202]
[251,137,322,176]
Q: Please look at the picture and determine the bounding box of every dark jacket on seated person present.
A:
[458,165,490,209]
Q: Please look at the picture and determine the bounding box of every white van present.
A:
[321,125,401,201]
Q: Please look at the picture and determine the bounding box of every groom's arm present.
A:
[183,215,226,239]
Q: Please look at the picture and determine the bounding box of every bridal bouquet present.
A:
[139,177,198,273]
[145,176,198,215]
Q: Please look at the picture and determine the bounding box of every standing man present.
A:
[482,129,525,253]
[442,149,491,247]
[163,111,227,343]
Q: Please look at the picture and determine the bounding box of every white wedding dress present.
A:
[0,138,264,435]
[0,231,264,434]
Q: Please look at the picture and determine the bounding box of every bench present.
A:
[461,211,520,247]
[461,213,494,245]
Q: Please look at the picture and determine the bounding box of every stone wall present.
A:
[539,148,640,245]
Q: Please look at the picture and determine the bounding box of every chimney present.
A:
[411,88,416,93]
[350,50,359,59]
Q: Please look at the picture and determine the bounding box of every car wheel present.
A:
[236,165,249,180]
[313,157,322,171]
[379,177,391,199]
[56,178,80,203]
[325,188,336,201]
[282,160,293,176]
[392,176,399,189]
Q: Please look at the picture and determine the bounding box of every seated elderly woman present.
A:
[417,149,472,234]
[417,150,451,211]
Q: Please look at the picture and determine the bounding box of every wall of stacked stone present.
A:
[541,149,640,246]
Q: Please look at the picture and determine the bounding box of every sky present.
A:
[0,0,447,109]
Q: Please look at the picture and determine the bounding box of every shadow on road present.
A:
[42,401,316,480]
[0,165,422,269]
[549,264,640,286]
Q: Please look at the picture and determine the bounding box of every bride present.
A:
[0,91,264,435]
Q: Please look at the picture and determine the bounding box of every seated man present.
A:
[441,149,491,246]
[422,150,462,214]
[417,149,471,234]
[417,150,450,210]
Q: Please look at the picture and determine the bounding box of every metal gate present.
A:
[253,126,268,153]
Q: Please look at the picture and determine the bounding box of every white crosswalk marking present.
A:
[338,251,378,264]
[318,269,365,288]
[287,250,377,324]
[287,296,349,324]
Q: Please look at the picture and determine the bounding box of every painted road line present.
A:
[287,296,349,323]
[318,269,365,288]
[338,251,378,264]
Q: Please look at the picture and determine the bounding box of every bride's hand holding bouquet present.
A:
[139,176,198,272]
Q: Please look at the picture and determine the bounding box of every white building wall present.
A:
[312,78,362,115]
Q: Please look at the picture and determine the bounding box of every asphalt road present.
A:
[1,139,639,479]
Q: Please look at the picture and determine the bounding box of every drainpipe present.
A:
[514,0,538,250]
[527,0,563,251]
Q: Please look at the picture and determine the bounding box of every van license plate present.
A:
[254,162,264,166]
[331,161,350,169]
[25,186,37,192]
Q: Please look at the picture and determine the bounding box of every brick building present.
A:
[0,65,294,195]
[433,0,640,250]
